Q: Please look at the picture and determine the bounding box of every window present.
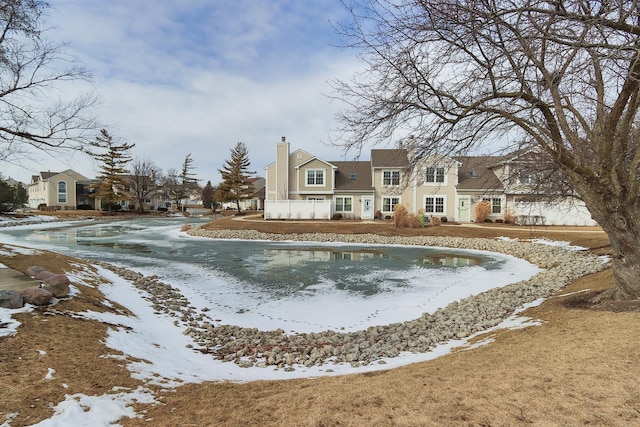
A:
[335,196,353,212]
[382,170,400,186]
[483,198,502,214]
[382,197,400,212]
[306,169,324,186]
[425,196,445,214]
[425,166,446,183]
[307,196,325,201]
[349,173,357,180]
[57,181,67,203]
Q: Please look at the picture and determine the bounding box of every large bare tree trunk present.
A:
[576,180,640,300]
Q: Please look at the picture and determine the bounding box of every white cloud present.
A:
[2,0,365,184]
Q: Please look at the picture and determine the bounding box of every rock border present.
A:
[95,228,606,371]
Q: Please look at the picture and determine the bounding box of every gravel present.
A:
[94,227,606,371]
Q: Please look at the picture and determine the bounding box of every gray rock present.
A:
[0,290,23,309]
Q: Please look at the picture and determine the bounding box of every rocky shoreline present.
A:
[96,227,606,371]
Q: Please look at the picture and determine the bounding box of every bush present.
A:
[332,213,343,220]
[76,204,92,210]
[157,207,168,212]
[475,200,491,222]
[393,204,409,227]
[430,216,442,226]
[440,216,448,223]
[504,208,517,224]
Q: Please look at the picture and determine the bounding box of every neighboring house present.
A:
[221,177,266,211]
[28,170,98,210]
[264,138,597,226]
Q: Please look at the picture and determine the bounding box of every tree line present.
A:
[87,130,256,214]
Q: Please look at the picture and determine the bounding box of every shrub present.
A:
[475,200,491,223]
[430,216,442,226]
[393,204,409,227]
[440,216,448,223]
[76,204,92,210]
[504,208,517,224]
[157,207,168,212]
[332,213,343,220]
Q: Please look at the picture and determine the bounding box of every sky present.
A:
[1,0,367,185]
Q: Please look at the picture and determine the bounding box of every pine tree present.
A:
[201,180,215,210]
[92,129,134,213]
[217,142,255,213]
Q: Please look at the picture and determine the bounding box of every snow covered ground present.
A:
[0,215,581,426]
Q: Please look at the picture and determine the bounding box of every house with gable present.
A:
[264,138,597,226]
[28,169,98,210]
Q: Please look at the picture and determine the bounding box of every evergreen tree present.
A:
[92,130,134,213]
[178,154,200,212]
[0,178,27,213]
[201,180,215,210]
[217,142,255,213]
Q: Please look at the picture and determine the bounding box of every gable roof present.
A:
[371,149,409,168]
[332,161,374,192]
[456,156,504,190]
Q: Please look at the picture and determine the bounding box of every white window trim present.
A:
[306,169,325,186]
[57,181,67,204]
[482,197,502,214]
[424,166,447,185]
[382,196,401,213]
[334,196,353,213]
[382,170,401,186]
[424,195,447,215]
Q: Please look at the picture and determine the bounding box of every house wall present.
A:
[295,158,334,198]
[28,172,80,209]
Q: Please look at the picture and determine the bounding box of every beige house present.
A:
[28,170,97,210]
[264,139,597,226]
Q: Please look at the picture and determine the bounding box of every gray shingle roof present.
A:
[371,149,409,168]
[332,161,374,192]
[456,156,504,190]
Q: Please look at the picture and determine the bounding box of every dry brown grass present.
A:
[2,215,639,426]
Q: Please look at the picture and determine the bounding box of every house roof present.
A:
[371,149,409,168]
[332,161,374,192]
[456,156,504,190]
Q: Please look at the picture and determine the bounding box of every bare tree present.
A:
[0,0,99,164]
[129,157,161,212]
[334,0,640,300]
[161,154,200,212]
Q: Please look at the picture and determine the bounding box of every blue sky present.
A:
[3,0,365,184]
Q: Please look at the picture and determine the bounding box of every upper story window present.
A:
[425,166,446,184]
[57,181,67,203]
[382,170,400,186]
[306,169,325,186]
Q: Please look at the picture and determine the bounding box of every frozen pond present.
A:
[0,217,541,333]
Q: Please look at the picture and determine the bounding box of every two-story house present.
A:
[28,169,98,210]
[264,138,597,226]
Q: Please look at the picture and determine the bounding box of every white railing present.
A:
[264,200,332,220]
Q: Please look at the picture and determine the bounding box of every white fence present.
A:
[264,200,332,220]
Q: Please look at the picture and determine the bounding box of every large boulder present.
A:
[26,266,47,276]
[42,281,70,298]
[27,267,71,297]
[19,288,53,306]
[0,290,23,309]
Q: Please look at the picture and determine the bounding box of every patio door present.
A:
[361,196,374,220]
